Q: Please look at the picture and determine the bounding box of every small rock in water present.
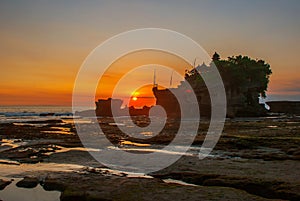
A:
[16,177,39,188]
[0,179,12,190]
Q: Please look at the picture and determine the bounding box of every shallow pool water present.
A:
[0,178,60,201]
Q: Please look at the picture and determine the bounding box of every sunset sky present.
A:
[0,0,299,106]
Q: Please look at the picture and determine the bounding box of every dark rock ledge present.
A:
[13,171,287,201]
[150,172,300,201]
[0,178,12,190]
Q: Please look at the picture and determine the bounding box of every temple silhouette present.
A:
[96,53,272,118]
[94,53,300,118]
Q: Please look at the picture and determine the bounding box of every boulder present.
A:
[16,177,39,188]
[0,179,12,190]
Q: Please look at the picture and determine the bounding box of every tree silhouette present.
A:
[184,53,272,116]
[224,55,272,101]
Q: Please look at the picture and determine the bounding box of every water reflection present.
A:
[119,140,151,147]
[0,178,60,201]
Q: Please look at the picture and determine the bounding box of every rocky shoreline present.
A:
[0,116,300,200]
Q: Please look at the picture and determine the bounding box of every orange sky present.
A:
[0,1,299,105]
[96,50,191,106]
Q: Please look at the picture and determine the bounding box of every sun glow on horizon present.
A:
[95,50,190,108]
[0,1,300,106]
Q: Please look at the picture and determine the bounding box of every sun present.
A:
[132,91,140,96]
[131,91,139,101]
[128,86,156,108]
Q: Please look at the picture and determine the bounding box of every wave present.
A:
[0,112,73,117]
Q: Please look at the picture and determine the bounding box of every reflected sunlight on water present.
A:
[119,140,151,147]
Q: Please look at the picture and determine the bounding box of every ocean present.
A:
[0,105,218,161]
[0,105,74,123]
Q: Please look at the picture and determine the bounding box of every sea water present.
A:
[0,105,220,157]
[0,105,74,123]
[0,178,60,201]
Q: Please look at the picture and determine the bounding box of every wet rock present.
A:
[1,115,300,200]
[0,159,20,165]
[39,172,274,201]
[26,119,64,124]
[287,148,299,155]
[0,144,62,164]
[42,177,66,191]
[151,171,300,201]
[60,189,88,201]
[16,177,39,188]
[17,157,43,164]
[262,153,290,161]
[203,177,283,199]
[39,113,55,117]
[292,155,300,160]
[292,149,300,156]
[0,179,12,190]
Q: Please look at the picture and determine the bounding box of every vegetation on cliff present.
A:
[184,52,272,116]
